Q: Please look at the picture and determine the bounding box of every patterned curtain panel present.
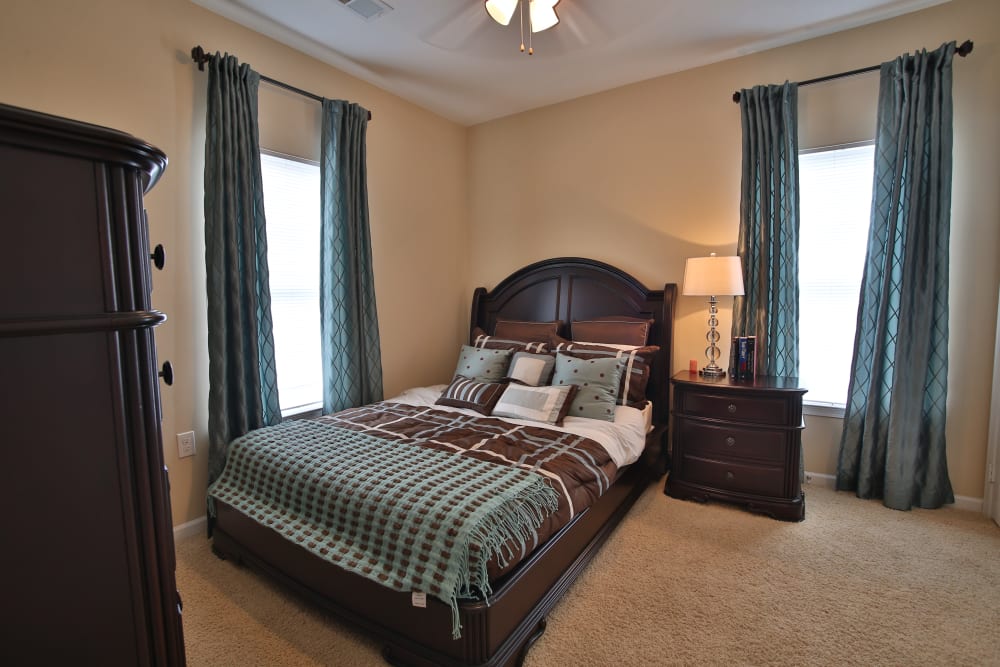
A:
[203,53,282,486]
[836,42,956,510]
[732,82,800,377]
[320,99,383,414]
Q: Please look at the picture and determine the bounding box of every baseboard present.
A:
[174,515,208,540]
[953,495,984,513]
[804,471,836,488]
[804,471,983,513]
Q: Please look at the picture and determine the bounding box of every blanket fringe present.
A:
[450,479,559,639]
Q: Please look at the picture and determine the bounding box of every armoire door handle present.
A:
[150,244,165,270]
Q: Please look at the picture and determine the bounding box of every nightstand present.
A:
[665,371,806,521]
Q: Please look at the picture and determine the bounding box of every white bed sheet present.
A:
[387,385,648,468]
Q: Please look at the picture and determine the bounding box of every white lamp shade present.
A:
[485,0,518,26]
[682,255,745,296]
[529,0,560,32]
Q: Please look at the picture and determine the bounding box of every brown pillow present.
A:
[435,376,507,415]
[571,316,653,347]
[472,327,549,353]
[549,337,658,408]
[493,318,562,342]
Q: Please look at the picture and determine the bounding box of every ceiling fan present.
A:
[485,0,560,54]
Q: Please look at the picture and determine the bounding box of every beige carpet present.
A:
[176,482,1000,666]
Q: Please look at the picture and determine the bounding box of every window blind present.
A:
[260,151,323,414]
[798,143,874,407]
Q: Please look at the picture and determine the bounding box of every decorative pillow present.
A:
[550,337,658,408]
[453,344,513,382]
[435,376,507,415]
[571,316,653,347]
[493,318,562,342]
[505,351,556,386]
[492,383,578,426]
[471,327,548,353]
[550,352,623,422]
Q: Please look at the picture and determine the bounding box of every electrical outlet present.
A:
[177,431,196,458]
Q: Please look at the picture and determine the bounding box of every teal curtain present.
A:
[836,43,956,510]
[203,53,282,486]
[732,83,800,377]
[320,99,383,413]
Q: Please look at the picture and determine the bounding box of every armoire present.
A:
[0,103,185,664]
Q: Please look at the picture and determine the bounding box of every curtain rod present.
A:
[190,46,372,121]
[731,39,973,103]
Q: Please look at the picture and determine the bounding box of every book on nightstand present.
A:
[732,335,757,381]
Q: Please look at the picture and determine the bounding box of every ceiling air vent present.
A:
[337,0,393,22]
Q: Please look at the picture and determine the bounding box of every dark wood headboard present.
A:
[470,257,677,428]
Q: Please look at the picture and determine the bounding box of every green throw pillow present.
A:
[452,344,513,382]
[551,352,622,422]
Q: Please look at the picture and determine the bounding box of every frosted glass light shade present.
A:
[682,255,745,296]
[486,0,560,33]
[529,0,560,32]
[485,0,518,26]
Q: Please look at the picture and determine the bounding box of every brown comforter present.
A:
[313,401,619,578]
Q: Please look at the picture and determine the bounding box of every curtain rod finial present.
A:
[732,91,741,103]
[191,45,207,71]
[958,40,973,57]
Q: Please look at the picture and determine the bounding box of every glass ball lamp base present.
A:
[699,297,727,377]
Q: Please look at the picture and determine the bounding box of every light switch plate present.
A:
[177,431,196,458]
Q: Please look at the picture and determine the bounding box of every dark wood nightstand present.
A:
[665,371,806,521]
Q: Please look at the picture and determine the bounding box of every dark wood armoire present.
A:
[0,103,185,665]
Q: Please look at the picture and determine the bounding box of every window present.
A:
[260,151,322,416]
[798,143,874,412]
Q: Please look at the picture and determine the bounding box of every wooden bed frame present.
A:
[211,257,677,666]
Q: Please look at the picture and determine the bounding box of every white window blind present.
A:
[798,143,874,408]
[260,151,323,415]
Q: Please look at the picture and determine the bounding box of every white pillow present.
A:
[492,383,575,425]
[506,351,555,386]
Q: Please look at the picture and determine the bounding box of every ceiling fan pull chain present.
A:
[519,0,526,53]
[528,5,534,55]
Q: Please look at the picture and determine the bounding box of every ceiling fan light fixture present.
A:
[486,0,560,54]
[528,0,559,33]
[485,0,518,26]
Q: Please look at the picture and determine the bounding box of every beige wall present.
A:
[0,0,470,525]
[468,0,1000,500]
[2,0,996,524]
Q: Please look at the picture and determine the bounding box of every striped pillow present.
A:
[435,376,507,415]
[472,327,549,354]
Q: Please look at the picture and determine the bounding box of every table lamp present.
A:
[682,253,745,377]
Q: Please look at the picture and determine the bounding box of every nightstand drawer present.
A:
[681,390,788,425]
[677,419,786,463]
[681,455,786,497]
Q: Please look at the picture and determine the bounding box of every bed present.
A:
[209,257,677,666]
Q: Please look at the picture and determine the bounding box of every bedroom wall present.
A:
[0,0,470,526]
[468,0,1000,501]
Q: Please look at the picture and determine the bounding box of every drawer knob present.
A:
[725,436,736,447]
[150,244,166,270]
[159,361,174,386]
[725,471,735,482]
[727,403,737,414]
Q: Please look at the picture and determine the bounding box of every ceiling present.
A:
[192,0,949,126]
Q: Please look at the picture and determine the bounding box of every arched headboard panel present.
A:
[470,257,677,428]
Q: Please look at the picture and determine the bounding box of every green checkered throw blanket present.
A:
[207,419,560,638]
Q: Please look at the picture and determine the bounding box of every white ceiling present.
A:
[192,0,949,126]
